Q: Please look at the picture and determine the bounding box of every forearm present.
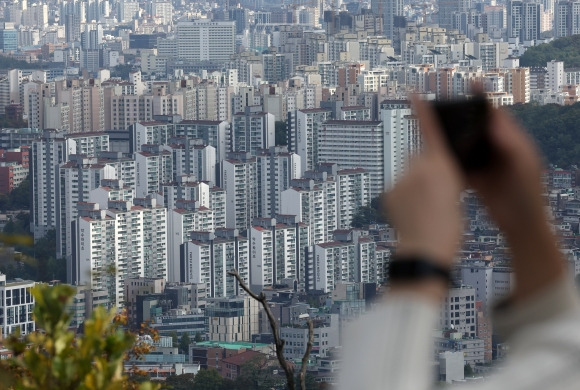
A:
[507,218,567,304]
[337,292,440,390]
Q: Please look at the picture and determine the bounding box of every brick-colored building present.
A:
[219,350,266,380]
[476,301,493,362]
[0,147,30,193]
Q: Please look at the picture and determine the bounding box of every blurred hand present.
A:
[468,108,547,239]
[386,97,464,269]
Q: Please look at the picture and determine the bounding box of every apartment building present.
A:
[181,229,249,298]
[287,108,332,175]
[57,155,116,281]
[168,200,215,282]
[74,198,167,307]
[281,172,337,245]
[222,152,257,231]
[256,146,301,218]
[0,274,35,338]
[231,107,275,156]
[31,130,76,240]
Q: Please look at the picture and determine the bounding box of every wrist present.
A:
[388,254,452,303]
[390,279,448,303]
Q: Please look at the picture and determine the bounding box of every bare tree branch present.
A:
[299,320,314,389]
[228,269,314,390]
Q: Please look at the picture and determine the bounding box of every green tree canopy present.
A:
[179,333,191,355]
[191,369,224,390]
[0,284,158,390]
[520,35,580,68]
[509,102,580,168]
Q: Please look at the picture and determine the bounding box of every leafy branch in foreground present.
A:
[0,284,159,390]
[228,269,314,390]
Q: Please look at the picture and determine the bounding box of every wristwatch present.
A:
[388,255,451,284]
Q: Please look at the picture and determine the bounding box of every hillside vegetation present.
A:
[509,103,580,168]
[519,35,580,68]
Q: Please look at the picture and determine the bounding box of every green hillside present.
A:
[509,103,580,168]
[519,35,580,68]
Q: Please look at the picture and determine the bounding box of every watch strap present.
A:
[389,255,451,284]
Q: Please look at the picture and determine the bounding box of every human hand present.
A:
[385,97,464,269]
[468,108,546,239]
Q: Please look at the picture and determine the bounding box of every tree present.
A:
[170,332,179,347]
[509,102,580,168]
[194,332,203,342]
[111,64,137,80]
[351,195,390,228]
[0,284,159,390]
[519,34,580,68]
[191,369,223,390]
[235,356,284,390]
[296,373,318,390]
[179,333,191,355]
[162,373,194,390]
[464,363,474,377]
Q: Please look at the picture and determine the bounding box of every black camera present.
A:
[431,95,495,173]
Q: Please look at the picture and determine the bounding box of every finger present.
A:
[490,107,539,162]
[410,94,450,155]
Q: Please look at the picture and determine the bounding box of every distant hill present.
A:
[509,102,580,168]
[519,35,580,68]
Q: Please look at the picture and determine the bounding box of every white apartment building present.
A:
[249,225,274,291]
[459,262,515,313]
[173,120,228,163]
[318,119,385,198]
[135,147,173,198]
[288,108,332,175]
[210,186,227,229]
[554,0,580,37]
[281,315,339,359]
[167,200,215,282]
[312,241,355,293]
[0,274,35,339]
[176,20,235,63]
[249,216,308,292]
[281,173,337,245]
[152,0,173,25]
[109,94,154,131]
[132,121,172,152]
[357,69,390,93]
[311,232,378,293]
[231,107,275,156]
[160,177,210,211]
[74,198,167,307]
[89,178,135,210]
[98,152,137,191]
[0,69,22,115]
[65,132,109,156]
[222,152,257,231]
[335,168,371,229]
[57,155,116,282]
[546,60,565,92]
[165,140,217,186]
[31,130,76,240]
[256,146,301,218]
[181,229,249,298]
[381,100,421,191]
[440,285,477,338]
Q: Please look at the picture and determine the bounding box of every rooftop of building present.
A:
[324,120,382,126]
[195,341,270,350]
